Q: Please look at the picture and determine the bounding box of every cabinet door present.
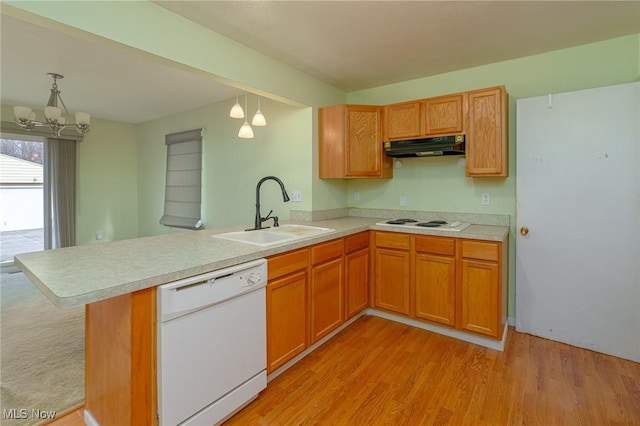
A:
[310,258,344,343]
[466,86,508,177]
[345,106,385,177]
[424,93,465,136]
[345,248,369,319]
[415,253,456,326]
[267,270,308,373]
[374,247,410,315]
[386,101,421,140]
[460,259,500,338]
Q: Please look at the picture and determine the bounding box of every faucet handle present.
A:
[261,210,274,222]
[273,216,279,227]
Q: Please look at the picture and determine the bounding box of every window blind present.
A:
[159,128,203,230]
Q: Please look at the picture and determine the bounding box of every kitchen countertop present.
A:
[15,217,508,309]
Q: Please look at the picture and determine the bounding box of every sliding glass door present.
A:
[0,135,45,268]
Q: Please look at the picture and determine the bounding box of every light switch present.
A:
[291,191,302,202]
[400,196,406,206]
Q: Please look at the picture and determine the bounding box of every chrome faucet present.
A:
[248,176,290,231]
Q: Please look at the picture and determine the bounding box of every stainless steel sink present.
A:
[213,225,334,247]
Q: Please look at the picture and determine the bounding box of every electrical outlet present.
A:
[400,195,406,206]
[482,193,491,206]
[354,192,360,201]
[291,191,302,202]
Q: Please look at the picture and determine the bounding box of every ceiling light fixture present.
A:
[229,92,245,118]
[252,96,267,126]
[13,73,91,137]
[238,94,254,139]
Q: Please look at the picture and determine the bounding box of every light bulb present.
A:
[14,106,33,121]
[252,96,267,126]
[45,106,62,121]
[229,93,244,118]
[76,112,91,125]
[238,122,254,138]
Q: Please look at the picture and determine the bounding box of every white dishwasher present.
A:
[157,258,267,426]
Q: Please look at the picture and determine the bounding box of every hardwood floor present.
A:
[225,315,640,425]
[47,315,640,425]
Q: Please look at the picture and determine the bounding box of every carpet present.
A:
[0,270,84,426]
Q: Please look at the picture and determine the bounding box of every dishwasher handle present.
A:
[174,273,234,292]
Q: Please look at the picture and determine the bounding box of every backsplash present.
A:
[291,208,509,226]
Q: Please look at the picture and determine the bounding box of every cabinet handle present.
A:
[520,227,529,236]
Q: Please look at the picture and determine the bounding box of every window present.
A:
[159,129,203,230]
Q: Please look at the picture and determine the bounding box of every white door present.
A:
[516,82,640,362]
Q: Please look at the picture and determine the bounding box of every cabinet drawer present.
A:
[414,236,455,256]
[311,239,344,265]
[268,248,309,280]
[461,241,499,262]
[345,232,369,253]
[375,232,410,250]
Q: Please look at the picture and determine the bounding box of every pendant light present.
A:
[238,94,254,138]
[229,93,244,118]
[252,96,267,126]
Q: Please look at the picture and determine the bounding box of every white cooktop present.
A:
[375,219,471,232]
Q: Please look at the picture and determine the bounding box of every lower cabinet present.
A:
[310,240,344,343]
[414,236,456,326]
[459,240,502,338]
[373,231,506,339]
[266,248,309,374]
[345,232,370,319]
[373,232,410,315]
[266,233,372,373]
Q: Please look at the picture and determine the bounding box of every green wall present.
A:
[346,34,640,317]
[136,97,312,236]
[1,105,139,244]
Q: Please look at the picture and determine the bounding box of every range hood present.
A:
[383,135,465,158]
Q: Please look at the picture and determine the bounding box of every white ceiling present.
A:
[2,1,639,124]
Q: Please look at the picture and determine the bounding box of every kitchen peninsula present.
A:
[15,214,508,426]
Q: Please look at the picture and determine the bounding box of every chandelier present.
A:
[13,73,91,137]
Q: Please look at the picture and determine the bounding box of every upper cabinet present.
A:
[319,105,392,179]
[385,101,421,140]
[424,93,466,136]
[465,86,508,177]
[385,93,466,141]
[319,85,508,179]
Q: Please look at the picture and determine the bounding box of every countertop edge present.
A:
[15,219,508,308]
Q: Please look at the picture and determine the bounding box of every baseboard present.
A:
[508,316,516,326]
[83,409,99,426]
[366,308,507,351]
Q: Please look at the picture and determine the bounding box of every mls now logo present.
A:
[3,408,28,419]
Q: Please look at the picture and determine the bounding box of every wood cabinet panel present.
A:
[267,270,308,373]
[311,239,343,265]
[375,231,410,250]
[462,240,499,262]
[415,253,456,326]
[415,235,455,256]
[345,248,369,319]
[85,287,156,426]
[345,231,369,253]
[310,258,344,343]
[385,101,422,140]
[424,93,465,136]
[466,86,508,177]
[268,248,309,280]
[319,105,392,179]
[460,258,500,338]
[374,247,410,315]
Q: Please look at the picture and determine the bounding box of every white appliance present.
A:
[157,258,268,425]
[376,218,471,232]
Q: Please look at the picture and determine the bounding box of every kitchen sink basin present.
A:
[213,224,334,247]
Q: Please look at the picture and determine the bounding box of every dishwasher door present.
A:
[157,259,267,426]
